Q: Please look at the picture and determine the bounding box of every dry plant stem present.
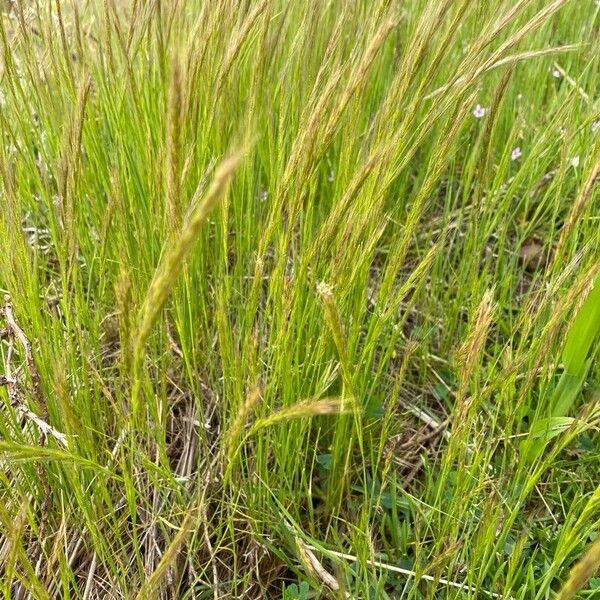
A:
[1,298,67,447]
[2,296,44,412]
[295,535,341,592]
[304,545,510,599]
[554,156,600,262]
[134,470,215,600]
[0,297,61,596]
[201,501,220,600]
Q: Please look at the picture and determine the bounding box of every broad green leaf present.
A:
[562,274,600,375]
[529,416,577,441]
[551,359,592,418]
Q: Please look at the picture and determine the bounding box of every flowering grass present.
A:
[0,1,599,598]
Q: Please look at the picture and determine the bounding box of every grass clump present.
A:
[0,0,599,598]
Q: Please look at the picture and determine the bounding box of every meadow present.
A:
[0,0,599,598]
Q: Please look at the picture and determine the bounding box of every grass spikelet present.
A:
[321,19,396,150]
[454,289,496,428]
[166,57,185,232]
[317,282,351,391]
[248,396,355,435]
[215,0,271,95]
[554,156,600,263]
[556,536,600,600]
[458,289,496,391]
[58,74,92,257]
[131,152,243,420]
[225,386,262,466]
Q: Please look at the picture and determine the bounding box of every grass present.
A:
[0,0,599,598]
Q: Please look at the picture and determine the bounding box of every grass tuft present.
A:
[0,0,599,597]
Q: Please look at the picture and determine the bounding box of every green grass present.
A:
[0,0,599,598]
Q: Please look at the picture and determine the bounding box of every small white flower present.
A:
[473,104,487,119]
[511,147,522,161]
[592,120,600,133]
[570,156,580,168]
[316,281,333,298]
[559,126,567,136]
[552,69,561,79]
[327,170,335,182]
[259,190,268,202]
